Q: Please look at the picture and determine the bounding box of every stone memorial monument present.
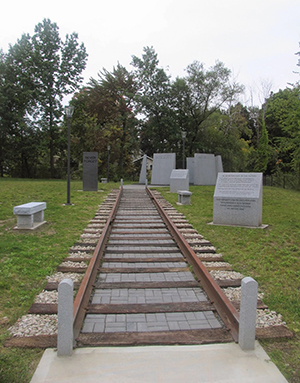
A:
[213,172,263,227]
[83,152,98,191]
[151,153,176,185]
[216,155,223,174]
[170,169,189,192]
[194,153,218,185]
[187,157,195,184]
[139,154,147,184]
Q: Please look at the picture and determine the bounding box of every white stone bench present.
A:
[101,178,107,183]
[177,190,192,205]
[13,202,47,230]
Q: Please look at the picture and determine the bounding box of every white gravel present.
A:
[59,261,88,268]
[197,253,224,259]
[34,291,58,304]
[68,252,92,259]
[202,261,232,268]
[209,270,244,280]
[46,272,83,283]
[8,314,58,337]
[222,286,264,302]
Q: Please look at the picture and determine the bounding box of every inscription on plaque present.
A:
[213,173,263,227]
[83,152,98,191]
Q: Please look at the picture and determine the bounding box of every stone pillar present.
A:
[57,279,74,356]
[239,277,258,350]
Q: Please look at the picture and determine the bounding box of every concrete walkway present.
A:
[31,342,288,383]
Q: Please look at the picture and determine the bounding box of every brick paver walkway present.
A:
[82,186,223,335]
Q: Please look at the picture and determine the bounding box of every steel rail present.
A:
[73,186,123,340]
[146,187,240,342]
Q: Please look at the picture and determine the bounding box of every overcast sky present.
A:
[1,0,300,106]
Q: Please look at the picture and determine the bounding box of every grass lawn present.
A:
[0,179,117,383]
[0,180,299,382]
[159,185,300,383]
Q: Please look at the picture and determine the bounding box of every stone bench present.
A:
[101,178,107,183]
[13,202,47,230]
[177,190,192,205]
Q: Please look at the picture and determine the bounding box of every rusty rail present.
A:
[146,187,240,342]
[73,186,123,340]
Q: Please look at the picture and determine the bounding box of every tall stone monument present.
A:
[151,153,176,185]
[213,172,263,227]
[194,153,217,185]
[83,152,98,191]
[216,155,223,174]
[187,157,195,184]
[139,154,147,184]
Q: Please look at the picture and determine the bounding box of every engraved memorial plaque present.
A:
[83,152,98,191]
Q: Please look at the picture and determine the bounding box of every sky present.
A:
[1,0,300,106]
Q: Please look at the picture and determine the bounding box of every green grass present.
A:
[159,185,300,383]
[0,181,299,382]
[0,179,118,383]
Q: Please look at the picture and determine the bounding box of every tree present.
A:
[131,47,176,155]
[0,35,39,177]
[85,64,138,179]
[31,19,88,177]
[171,60,244,156]
[265,86,300,178]
[254,120,271,173]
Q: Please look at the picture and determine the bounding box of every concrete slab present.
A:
[31,342,288,383]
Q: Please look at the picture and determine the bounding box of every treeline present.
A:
[1,20,300,186]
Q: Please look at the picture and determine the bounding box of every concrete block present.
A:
[58,279,74,356]
[213,173,263,227]
[194,154,217,185]
[177,190,192,205]
[13,202,46,229]
[239,277,258,350]
[139,154,147,184]
[216,155,223,174]
[83,152,98,191]
[187,157,195,184]
[170,169,189,193]
[151,153,176,185]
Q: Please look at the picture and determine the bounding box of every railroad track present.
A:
[6,186,293,348]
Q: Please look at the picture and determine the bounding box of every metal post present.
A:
[64,105,74,206]
[67,116,71,205]
[107,145,110,182]
[182,131,187,169]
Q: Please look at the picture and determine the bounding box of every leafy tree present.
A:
[31,19,88,177]
[265,86,300,179]
[84,64,138,179]
[172,60,244,156]
[253,120,271,173]
[0,35,39,177]
[131,47,176,155]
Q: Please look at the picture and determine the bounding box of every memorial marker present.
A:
[194,154,218,186]
[170,169,189,192]
[83,152,98,191]
[151,153,176,185]
[187,157,195,184]
[139,154,147,184]
[213,172,264,227]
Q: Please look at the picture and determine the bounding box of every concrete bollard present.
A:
[239,277,258,350]
[145,179,148,188]
[57,279,74,356]
[120,178,123,187]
